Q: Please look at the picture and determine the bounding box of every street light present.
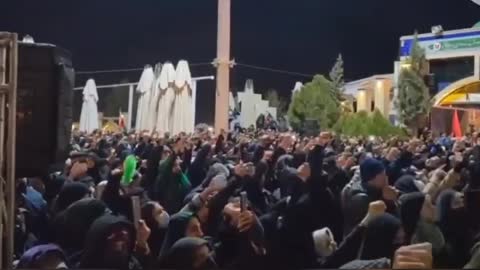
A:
[401,63,412,69]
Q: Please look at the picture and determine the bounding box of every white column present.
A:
[374,79,392,117]
[357,87,373,113]
[391,61,401,125]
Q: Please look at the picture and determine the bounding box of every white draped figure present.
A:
[172,60,193,135]
[146,63,163,132]
[292,82,303,95]
[135,66,155,131]
[156,62,176,134]
[79,79,100,134]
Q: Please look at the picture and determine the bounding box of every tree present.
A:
[333,109,406,138]
[395,32,431,135]
[265,89,287,117]
[288,75,339,131]
[329,54,345,103]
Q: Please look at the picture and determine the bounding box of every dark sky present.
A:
[1,0,479,124]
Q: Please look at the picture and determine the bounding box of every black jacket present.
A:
[273,145,343,269]
[341,180,379,237]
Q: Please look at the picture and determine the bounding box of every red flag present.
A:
[452,110,462,138]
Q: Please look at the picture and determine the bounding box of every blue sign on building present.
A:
[400,30,480,57]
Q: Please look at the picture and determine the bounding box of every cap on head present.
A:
[360,158,385,183]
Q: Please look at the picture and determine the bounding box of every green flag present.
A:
[122,155,137,186]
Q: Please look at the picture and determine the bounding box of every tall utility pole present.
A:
[214,0,231,133]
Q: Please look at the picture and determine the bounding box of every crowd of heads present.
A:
[12,126,480,269]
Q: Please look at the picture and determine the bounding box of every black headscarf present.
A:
[159,211,196,259]
[398,192,425,241]
[154,155,192,214]
[141,202,167,257]
[360,213,402,260]
[55,199,109,255]
[275,154,300,198]
[436,189,468,239]
[142,145,164,193]
[291,151,307,169]
[190,143,212,178]
[395,175,421,194]
[44,174,67,204]
[79,214,136,269]
[162,237,212,269]
[54,182,90,214]
[436,189,472,267]
[244,160,270,215]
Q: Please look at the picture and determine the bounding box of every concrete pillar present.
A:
[357,89,369,112]
[374,79,391,116]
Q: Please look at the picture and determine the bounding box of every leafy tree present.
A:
[369,110,403,137]
[342,111,371,137]
[288,75,339,131]
[395,32,431,135]
[329,54,345,103]
[265,89,288,117]
[333,109,405,138]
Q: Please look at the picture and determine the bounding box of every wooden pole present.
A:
[215,0,231,133]
[6,33,17,269]
[0,36,6,270]
[0,32,17,269]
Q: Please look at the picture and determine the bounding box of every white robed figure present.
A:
[79,79,100,134]
[135,66,155,131]
[172,60,193,135]
[146,63,163,132]
[292,81,304,95]
[156,62,176,134]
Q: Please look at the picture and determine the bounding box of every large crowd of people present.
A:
[11,126,480,269]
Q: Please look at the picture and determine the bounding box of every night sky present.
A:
[1,0,479,124]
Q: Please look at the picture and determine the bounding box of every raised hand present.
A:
[136,219,151,244]
[361,200,387,226]
[69,161,88,180]
[297,162,311,182]
[382,185,400,201]
[393,243,433,269]
[237,210,256,233]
